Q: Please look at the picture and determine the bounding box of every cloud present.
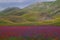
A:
[35,0,56,2]
[0,0,27,3]
[44,0,56,1]
[0,0,56,3]
[0,0,56,10]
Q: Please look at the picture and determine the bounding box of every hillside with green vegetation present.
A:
[0,0,60,26]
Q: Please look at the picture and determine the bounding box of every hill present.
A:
[0,0,60,26]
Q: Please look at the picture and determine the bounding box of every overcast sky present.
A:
[0,0,56,2]
[0,0,56,10]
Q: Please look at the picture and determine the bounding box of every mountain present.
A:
[23,1,60,20]
[2,7,20,13]
[22,0,60,25]
[0,0,60,26]
[0,7,28,16]
[0,7,20,16]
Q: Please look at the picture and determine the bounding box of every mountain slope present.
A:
[0,0,60,26]
[0,7,28,16]
[23,1,60,20]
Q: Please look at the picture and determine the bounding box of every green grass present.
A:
[0,19,60,26]
[0,36,60,40]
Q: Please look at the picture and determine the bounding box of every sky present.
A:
[0,0,56,10]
